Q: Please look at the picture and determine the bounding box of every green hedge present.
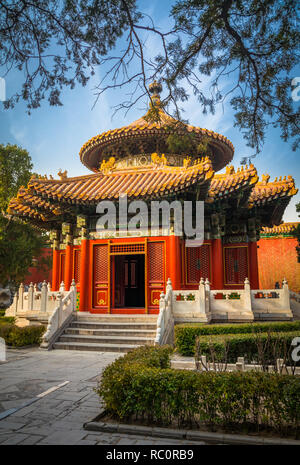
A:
[175,321,300,356]
[0,316,15,325]
[0,324,45,347]
[194,331,300,363]
[98,346,300,437]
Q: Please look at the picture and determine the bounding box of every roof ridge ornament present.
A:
[58,169,68,180]
[99,156,116,174]
[261,173,270,185]
[151,152,167,167]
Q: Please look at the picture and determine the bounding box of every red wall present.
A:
[24,247,52,285]
[257,236,300,293]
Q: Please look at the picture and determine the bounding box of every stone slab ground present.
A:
[0,348,203,445]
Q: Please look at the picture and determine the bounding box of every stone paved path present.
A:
[0,348,204,445]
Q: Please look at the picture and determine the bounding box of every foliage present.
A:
[0,316,15,325]
[175,321,300,355]
[0,144,50,289]
[166,133,196,154]
[192,331,300,365]
[0,215,49,289]
[0,144,33,212]
[296,202,300,263]
[0,0,139,111]
[0,323,45,347]
[97,345,300,437]
[1,1,299,153]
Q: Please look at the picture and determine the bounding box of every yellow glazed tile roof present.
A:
[207,164,258,200]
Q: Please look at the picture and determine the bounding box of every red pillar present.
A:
[212,238,224,289]
[51,248,60,291]
[79,239,89,312]
[64,244,73,291]
[249,241,259,289]
[168,235,181,290]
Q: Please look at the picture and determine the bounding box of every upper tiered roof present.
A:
[6,81,298,230]
[79,81,234,173]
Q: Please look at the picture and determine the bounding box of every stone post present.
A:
[41,280,48,313]
[244,277,252,312]
[27,282,34,311]
[199,277,206,314]
[19,283,24,312]
[166,277,173,294]
[59,281,65,293]
[11,290,18,316]
[70,279,77,311]
[57,292,63,329]
[204,278,211,315]
[282,278,290,310]
[236,357,245,372]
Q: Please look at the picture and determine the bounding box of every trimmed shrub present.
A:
[0,316,15,325]
[0,324,45,347]
[97,346,300,437]
[193,331,300,364]
[175,321,300,356]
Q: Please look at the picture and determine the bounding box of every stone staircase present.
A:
[53,312,158,352]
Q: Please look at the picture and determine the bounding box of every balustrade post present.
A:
[27,282,34,311]
[19,283,24,312]
[41,280,48,313]
[244,277,252,312]
[236,357,245,372]
[57,292,63,328]
[59,281,65,294]
[11,290,18,315]
[166,277,173,293]
[70,279,77,311]
[282,278,290,310]
[199,277,206,314]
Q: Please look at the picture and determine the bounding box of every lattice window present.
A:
[73,249,81,284]
[148,242,164,282]
[186,244,210,284]
[224,247,248,285]
[110,243,145,254]
[94,245,108,282]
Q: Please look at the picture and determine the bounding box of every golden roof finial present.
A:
[99,157,116,175]
[58,169,68,180]
[261,174,270,185]
[149,80,162,108]
[226,165,235,175]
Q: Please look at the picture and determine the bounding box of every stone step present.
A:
[59,334,155,345]
[65,328,157,337]
[53,341,140,352]
[70,321,157,330]
[75,313,157,323]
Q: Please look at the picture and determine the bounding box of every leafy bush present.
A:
[97,346,300,437]
[175,321,300,356]
[0,324,45,347]
[193,331,300,365]
[0,316,15,325]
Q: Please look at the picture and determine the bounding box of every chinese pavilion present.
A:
[8,82,298,314]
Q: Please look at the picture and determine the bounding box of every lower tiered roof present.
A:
[7,157,298,231]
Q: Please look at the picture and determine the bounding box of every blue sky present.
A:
[0,0,299,222]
